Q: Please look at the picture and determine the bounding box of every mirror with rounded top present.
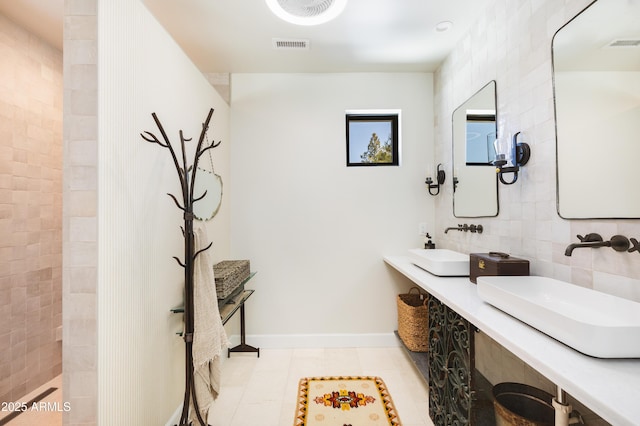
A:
[553,0,640,218]
[452,81,499,217]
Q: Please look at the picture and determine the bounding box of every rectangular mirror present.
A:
[452,81,499,217]
[553,0,640,218]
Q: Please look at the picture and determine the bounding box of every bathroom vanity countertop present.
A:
[384,255,640,426]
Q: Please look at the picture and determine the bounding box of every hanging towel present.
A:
[190,222,230,424]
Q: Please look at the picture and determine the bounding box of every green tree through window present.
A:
[360,132,393,163]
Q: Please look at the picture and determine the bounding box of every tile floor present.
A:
[0,375,63,426]
[207,346,432,426]
[1,347,432,425]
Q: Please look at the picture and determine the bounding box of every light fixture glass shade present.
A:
[493,132,513,167]
[492,130,531,185]
[265,0,348,25]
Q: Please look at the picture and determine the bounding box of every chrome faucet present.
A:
[564,233,630,256]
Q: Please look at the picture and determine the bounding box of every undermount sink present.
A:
[477,276,640,358]
[408,249,469,277]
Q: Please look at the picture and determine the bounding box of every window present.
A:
[346,112,399,166]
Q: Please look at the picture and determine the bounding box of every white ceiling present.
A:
[0,0,492,73]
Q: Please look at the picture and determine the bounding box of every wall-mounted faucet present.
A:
[469,224,483,233]
[564,233,630,256]
[444,225,462,233]
[444,224,483,234]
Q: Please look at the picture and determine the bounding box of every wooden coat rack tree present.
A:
[141,108,219,426]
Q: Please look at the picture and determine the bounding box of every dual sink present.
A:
[408,249,640,358]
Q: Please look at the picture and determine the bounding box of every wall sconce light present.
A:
[425,163,446,196]
[492,131,531,185]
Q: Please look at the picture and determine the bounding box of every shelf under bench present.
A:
[385,255,640,426]
[171,272,259,357]
[171,289,255,325]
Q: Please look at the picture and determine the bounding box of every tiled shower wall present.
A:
[0,14,63,403]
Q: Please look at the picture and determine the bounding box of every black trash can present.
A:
[492,382,555,426]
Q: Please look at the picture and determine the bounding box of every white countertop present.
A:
[384,255,640,426]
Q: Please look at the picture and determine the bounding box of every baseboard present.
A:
[226,332,401,349]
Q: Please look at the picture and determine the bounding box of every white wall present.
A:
[64,1,231,425]
[229,73,434,347]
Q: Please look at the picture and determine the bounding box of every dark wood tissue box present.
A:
[469,252,529,284]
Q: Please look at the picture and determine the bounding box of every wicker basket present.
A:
[397,287,429,352]
[213,260,250,300]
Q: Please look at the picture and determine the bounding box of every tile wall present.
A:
[62,0,98,425]
[434,0,637,423]
[434,0,640,297]
[0,14,63,403]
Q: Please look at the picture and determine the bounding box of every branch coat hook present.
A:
[141,108,220,426]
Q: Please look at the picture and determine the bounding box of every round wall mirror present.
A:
[193,167,223,221]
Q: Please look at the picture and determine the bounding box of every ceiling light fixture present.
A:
[265,0,348,26]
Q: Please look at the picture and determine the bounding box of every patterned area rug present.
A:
[294,376,402,425]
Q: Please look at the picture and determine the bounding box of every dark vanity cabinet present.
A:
[394,290,495,425]
[428,295,494,425]
[428,295,474,424]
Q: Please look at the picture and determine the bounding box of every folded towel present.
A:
[190,222,229,424]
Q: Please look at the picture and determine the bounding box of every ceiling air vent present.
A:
[272,38,310,50]
[606,39,640,48]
